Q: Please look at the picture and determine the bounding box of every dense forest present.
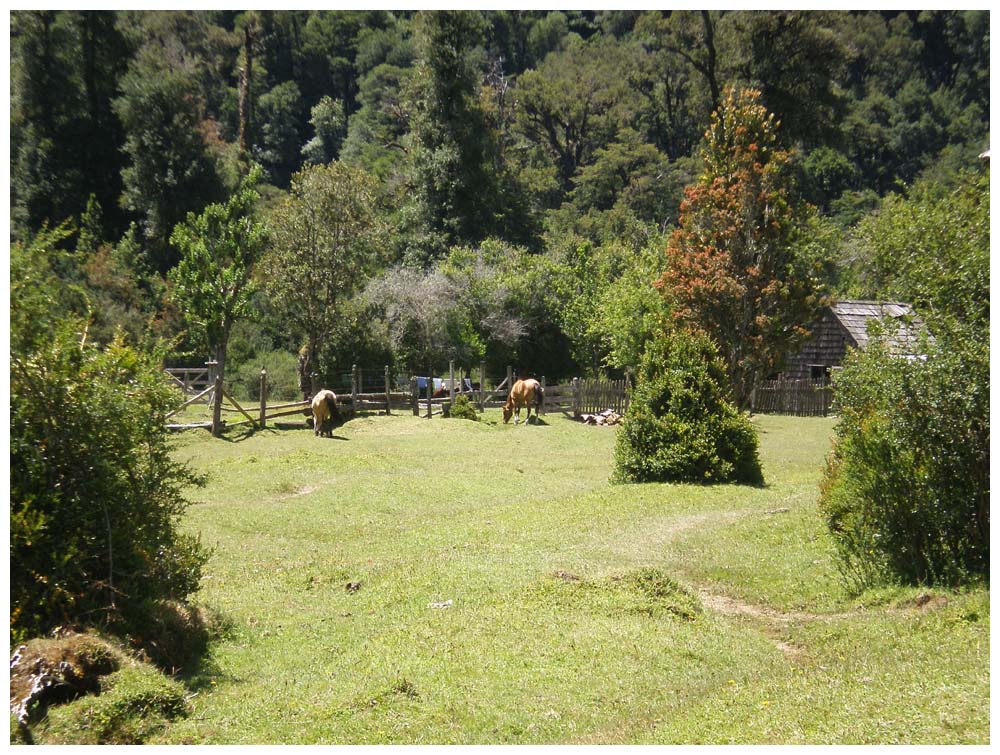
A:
[10,9,990,388]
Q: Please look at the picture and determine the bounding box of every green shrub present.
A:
[447,393,480,421]
[819,321,989,591]
[230,348,301,402]
[10,232,208,643]
[613,329,763,485]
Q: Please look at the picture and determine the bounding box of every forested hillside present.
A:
[10,9,990,384]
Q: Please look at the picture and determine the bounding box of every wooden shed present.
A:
[781,299,926,383]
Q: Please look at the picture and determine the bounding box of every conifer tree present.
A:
[658,88,823,409]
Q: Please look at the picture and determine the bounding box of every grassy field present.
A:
[150,410,987,744]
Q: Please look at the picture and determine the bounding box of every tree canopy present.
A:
[9,8,989,384]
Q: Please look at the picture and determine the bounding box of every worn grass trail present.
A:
[158,412,988,744]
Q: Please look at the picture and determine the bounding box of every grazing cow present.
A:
[311,389,341,437]
[503,378,544,425]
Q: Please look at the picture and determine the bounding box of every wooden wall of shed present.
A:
[781,309,855,380]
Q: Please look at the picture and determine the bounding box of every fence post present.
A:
[410,375,419,416]
[540,375,546,416]
[259,367,267,429]
[384,365,391,415]
[506,365,513,393]
[479,361,486,411]
[351,363,358,418]
[426,368,433,419]
[449,360,455,406]
[572,377,580,419]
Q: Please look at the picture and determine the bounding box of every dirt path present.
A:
[695,589,858,659]
[632,506,857,659]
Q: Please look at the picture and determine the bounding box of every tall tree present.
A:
[168,166,267,436]
[301,95,348,165]
[657,10,723,116]
[728,10,847,148]
[854,170,989,330]
[406,10,504,259]
[236,12,260,158]
[10,11,130,239]
[515,36,639,192]
[632,11,705,160]
[261,162,388,394]
[114,54,224,271]
[658,88,824,409]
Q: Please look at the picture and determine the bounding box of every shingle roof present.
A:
[831,300,926,355]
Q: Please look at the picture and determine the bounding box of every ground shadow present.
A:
[216,427,256,443]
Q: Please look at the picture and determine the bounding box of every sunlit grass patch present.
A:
[149,412,987,744]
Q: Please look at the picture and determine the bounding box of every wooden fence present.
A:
[164,366,212,398]
[166,360,837,431]
[166,361,634,432]
[753,378,833,417]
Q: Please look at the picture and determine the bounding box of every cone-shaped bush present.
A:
[613,329,763,485]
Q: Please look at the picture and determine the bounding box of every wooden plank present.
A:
[481,376,509,406]
[225,417,257,427]
[164,383,216,419]
[221,388,258,427]
[266,407,313,420]
[166,421,213,430]
[165,372,189,391]
[263,400,310,411]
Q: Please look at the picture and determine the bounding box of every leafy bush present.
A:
[115,599,225,673]
[446,394,480,421]
[613,330,763,485]
[819,321,989,591]
[10,231,208,643]
[618,568,703,621]
[821,168,989,591]
[230,349,301,402]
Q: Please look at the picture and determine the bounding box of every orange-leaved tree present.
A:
[658,88,825,409]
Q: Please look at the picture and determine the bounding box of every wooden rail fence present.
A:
[166,360,634,432]
[753,378,833,417]
[164,367,212,397]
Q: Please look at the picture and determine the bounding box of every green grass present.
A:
[153,411,988,744]
[29,664,190,745]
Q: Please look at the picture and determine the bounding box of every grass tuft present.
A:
[37,666,189,744]
[616,568,703,621]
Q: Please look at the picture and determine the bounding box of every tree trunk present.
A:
[211,337,228,438]
[700,11,720,114]
[308,335,319,396]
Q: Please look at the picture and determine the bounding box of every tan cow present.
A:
[311,389,341,437]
